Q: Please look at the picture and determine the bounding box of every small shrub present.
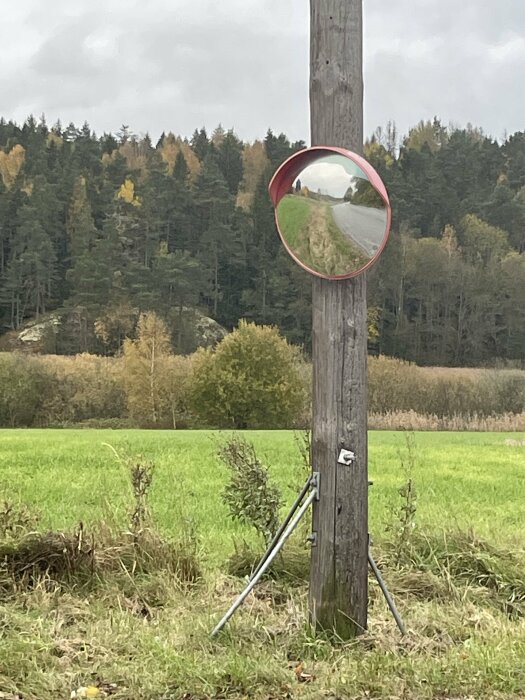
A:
[128,457,154,534]
[394,432,418,552]
[218,436,282,545]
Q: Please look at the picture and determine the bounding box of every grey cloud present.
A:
[19,16,125,116]
[121,18,307,131]
[30,17,103,78]
[367,0,525,44]
[1,0,524,143]
[365,2,525,137]
[365,0,525,139]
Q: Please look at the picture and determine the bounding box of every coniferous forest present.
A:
[0,116,524,366]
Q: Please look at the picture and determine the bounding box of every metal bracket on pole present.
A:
[211,477,319,638]
[248,473,315,582]
[306,531,317,547]
[338,448,355,466]
[311,471,320,499]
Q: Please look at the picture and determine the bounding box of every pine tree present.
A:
[2,205,56,325]
[193,155,239,318]
[216,130,244,195]
[191,127,211,162]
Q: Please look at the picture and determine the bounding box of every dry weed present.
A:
[369,410,525,431]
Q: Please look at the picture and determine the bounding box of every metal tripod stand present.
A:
[211,471,405,637]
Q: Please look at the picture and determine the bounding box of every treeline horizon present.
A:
[0,115,524,366]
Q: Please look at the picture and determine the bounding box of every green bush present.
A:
[191,320,308,429]
[218,436,282,545]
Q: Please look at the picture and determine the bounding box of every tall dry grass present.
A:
[0,351,524,429]
[369,410,525,432]
[369,355,525,420]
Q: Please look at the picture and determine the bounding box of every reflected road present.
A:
[331,202,387,257]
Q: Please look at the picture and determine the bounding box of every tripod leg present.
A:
[249,475,312,581]
[368,549,406,636]
[211,488,317,637]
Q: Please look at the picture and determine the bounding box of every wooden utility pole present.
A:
[309,0,368,637]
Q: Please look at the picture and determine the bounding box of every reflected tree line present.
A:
[0,116,523,366]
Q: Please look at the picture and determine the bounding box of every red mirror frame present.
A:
[268,146,392,280]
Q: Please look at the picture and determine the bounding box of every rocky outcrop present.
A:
[0,314,61,353]
[0,309,226,355]
[193,311,228,347]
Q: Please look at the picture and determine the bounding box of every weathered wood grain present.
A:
[309,0,368,637]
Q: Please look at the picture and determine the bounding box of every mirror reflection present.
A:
[275,154,388,277]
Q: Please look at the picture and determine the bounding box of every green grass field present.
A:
[1,429,525,699]
[275,195,313,249]
[2,429,524,549]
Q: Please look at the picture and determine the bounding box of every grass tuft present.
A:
[226,541,309,583]
[383,530,525,618]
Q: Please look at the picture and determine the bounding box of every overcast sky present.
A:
[1,0,524,143]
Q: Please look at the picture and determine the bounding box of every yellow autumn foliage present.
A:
[119,139,148,174]
[0,144,25,189]
[236,141,270,209]
[364,139,395,168]
[160,133,201,180]
[69,176,88,216]
[121,312,193,428]
[117,178,142,207]
[46,132,63,148]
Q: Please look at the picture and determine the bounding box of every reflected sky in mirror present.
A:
[276,153,388,277]
[295,154,368,198]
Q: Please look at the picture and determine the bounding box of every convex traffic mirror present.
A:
[269,147,391,280]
